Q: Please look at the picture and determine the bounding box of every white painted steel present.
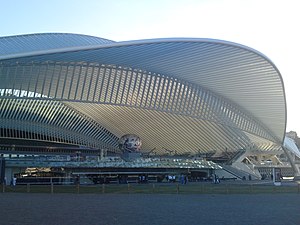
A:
[0,33,286,155]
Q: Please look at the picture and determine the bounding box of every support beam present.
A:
[282,147,300,180]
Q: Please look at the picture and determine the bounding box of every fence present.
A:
[2,182,300,194]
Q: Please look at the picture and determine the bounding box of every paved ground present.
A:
[1,193,300,225]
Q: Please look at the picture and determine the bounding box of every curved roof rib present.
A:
[0,33,286,155]
[0,33,114,58]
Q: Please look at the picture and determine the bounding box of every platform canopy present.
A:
[0,33,287,156]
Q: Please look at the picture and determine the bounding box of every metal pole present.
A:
[76,184,79,194]
[226,184,229,194]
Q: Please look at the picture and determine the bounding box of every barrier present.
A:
[1,181,300,194]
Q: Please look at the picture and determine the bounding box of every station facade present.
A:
[0,33,297,183]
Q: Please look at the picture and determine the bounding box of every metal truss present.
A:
[0,61,281,154]
[0,34,287,156]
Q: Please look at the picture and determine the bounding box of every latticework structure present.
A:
[0,33,286,156]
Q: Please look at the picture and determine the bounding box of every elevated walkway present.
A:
[4,156,221,169]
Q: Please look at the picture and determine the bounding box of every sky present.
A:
[0,0,299,133]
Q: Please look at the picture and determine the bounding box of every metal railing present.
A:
[2,180,300,195]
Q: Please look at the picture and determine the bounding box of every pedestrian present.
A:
[184,175,188,184]
[180,174,184,184]
[213,174,217,184]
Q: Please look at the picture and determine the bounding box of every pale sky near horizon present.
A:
[1,0,299,133]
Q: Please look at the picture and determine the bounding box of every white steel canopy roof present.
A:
[0,33,287,156]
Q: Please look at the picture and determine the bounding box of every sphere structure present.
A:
[119,134,142,152]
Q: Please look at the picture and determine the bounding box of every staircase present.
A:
[220,164,259,180]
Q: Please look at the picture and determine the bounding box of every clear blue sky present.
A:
[1,0,299,133]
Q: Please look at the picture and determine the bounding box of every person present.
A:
[172,175,176,183]
[213,174,220,184]
[184,175,188,184]
[12,177,17,186]
[75,175,80,185]
[180,174,185,184]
